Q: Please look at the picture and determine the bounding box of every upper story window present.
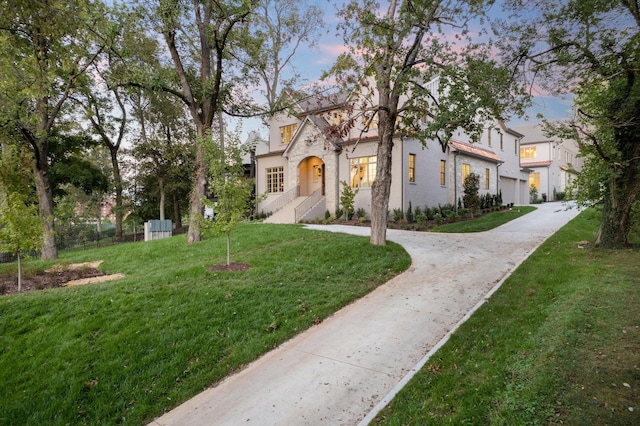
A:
[280,124,298,144]
[485,168,490,189]
[350,156,377,188]
[487,128,492,146]
[520,146,536,159]
[440,160,446,186]
[332,112,344,125]
[500,133,504,151]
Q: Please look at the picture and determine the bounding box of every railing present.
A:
[294,187,323,222]
[261,186,299,214]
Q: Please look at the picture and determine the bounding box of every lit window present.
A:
[280,124,298,144]
[485,168,490,189]
[332,112,344,125]
[520,146,536,159]
[440,160,446,186]
[529,172,540,189]
[462,163,471,183]
[266,167,284,193]
[408,154,416,183]
[350,156,377,188]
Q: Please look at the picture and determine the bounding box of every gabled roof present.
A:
[512,123,552,144]
[282,115,342,158]
[449,140,501,163]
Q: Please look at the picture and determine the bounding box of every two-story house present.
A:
[255,85,531,223]
[513,123,582,201]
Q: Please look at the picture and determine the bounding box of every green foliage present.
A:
[405,201,414,223]
[462,173,481,216]
[201,132,255,265]
[530,184,539,204]
[340,180,359,220]
[392,208,404,223]
[356,207,367,219]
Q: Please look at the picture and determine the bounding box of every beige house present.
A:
[255,85,531,223]
[513,123,582,201]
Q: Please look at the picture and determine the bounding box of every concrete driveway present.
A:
[149,202,581,426]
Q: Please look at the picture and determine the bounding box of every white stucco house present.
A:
[255,83,532,223]
[512,123,582,201]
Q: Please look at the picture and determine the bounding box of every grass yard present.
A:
[374,208,640,425]
[431,205,537,233]
[0,223,410,425]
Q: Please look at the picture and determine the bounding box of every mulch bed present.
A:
[208,262,251,272]
[0,267,105,296]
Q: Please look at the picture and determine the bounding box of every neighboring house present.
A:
[513,123,582,201]
[255,83,531,224]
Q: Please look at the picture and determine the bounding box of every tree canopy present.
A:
[497,0,640,247]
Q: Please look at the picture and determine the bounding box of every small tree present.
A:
[0,192,43,291]
[340,180,358,221]
[463,173,481,218]
[530,184,539,204]
[201,130,254,266]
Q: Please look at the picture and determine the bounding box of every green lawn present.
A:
[0,223,410,425]
[431,205,537,233]
[375,208,640,425]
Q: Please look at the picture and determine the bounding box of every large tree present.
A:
[234,0,324,114]
[498,0,640,248]
[332,0,525,245]
[0,0,107,259]
[130,0,256,244]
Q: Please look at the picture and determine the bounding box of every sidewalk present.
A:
[149,203,581,426]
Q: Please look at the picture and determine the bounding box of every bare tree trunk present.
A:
[110,147,123,240]
[187,141,207,243]
[370,129,394,246]
[159,176,166,221]
[33,159,57,260]
[173,192,182,228]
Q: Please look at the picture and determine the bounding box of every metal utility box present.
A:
[144,220,172,241]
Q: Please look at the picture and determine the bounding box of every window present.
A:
[350,156,377,188]
[500,133,504,150]
[266,167,284,193]
[520,146,536,159]
[529,172,540,189]
[487,128,492,146]
[408,154,416,183]
[280,124,298,144]
[332,112,344,125]
[440,160,446,186]
[462,163,471,183]
[485,168,490,189]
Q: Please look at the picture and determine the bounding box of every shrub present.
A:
[406,202,414,223]
[416,214,426,228]
[434,212,444,224]
[530,184,539,204]
[542,193,547,202]
[425,206,435,220]
[325,209,331,220]
[393,208,404,223]
[335,207,344,220]
[356,207,367,219]
[463,173,481,217]
[340,181,359,220]
[414,206,422,218]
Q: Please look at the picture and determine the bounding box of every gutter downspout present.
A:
[496,161,504,201]
[454,150,459,214]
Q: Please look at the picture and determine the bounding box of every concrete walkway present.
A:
[149,203,581,426]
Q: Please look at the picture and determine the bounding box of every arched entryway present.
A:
[298,156,325,196]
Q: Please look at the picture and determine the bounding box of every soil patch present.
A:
[0,261,122,296]
[208,262,251,272]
